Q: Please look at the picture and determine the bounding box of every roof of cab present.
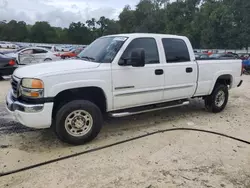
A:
[104,33,187,39]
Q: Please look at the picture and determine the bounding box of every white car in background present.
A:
[0,42,17,49]
[5,47,61,65]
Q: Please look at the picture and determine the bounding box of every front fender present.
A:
[47,79,113,111]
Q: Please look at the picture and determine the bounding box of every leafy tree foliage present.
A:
[0,0,249,49]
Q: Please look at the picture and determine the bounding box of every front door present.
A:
[112,37,165,110]
[32,49,48,63]
[19,49,33,65]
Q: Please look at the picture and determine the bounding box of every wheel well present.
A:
[52,87,107,119]
[215,74,232,87]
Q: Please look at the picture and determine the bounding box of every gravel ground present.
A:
[0,76,250,188]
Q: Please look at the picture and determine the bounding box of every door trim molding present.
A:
[114,84,194,97]
[115,86,135,90]
[163,84,194,91]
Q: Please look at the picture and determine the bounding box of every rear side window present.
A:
[121,38,159,64]
[33,49,47,54]
[162,38,190,63]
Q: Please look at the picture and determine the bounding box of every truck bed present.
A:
[194,59,242,97]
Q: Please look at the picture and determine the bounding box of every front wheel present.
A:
[54,100,103,145]
[204,84,229,113]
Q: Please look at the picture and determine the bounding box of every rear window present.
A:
[162,38,190,63]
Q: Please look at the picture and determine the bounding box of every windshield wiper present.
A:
[79,56,96,62]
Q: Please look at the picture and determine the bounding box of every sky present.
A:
[0,0,139,27]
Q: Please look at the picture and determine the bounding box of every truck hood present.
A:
[14,59,100,78]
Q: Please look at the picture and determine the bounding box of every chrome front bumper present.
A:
[6,90,44,113]
[5,90,53,129]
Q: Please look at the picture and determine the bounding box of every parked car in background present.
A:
[0,41,17,49]
[36,45,57,52]
[60,47,84,59]
[242,57,250,74]
[0,53,17,79]
[1,47,26,55]
[5,47,61,65]
[209,53,238,59]
[226,52,239,59]
[194,53,209,60]
[56,46,72,52]
[238,53,249,60]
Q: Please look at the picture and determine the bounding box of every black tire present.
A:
[0,76,4,81]
[54,100,103,145]
[204,84,229,113]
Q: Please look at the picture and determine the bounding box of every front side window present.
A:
[120,38,159,65]
[21,49,33,54]
[162,38,190,63]
[77,36,128,63]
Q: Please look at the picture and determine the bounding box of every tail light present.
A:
[9,59,16,66]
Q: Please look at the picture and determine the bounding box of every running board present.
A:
[109,100,190,118]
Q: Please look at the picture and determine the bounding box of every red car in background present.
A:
[60,48,84,59]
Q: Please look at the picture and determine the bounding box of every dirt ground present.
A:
[0,76,250,188]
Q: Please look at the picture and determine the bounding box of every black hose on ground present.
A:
[1,127,250,178]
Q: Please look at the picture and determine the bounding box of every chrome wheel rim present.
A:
[65,110,93,137]
[215,90,225,107]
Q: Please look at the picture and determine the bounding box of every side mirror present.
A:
[118,48,145,67]
[131,48,145,67]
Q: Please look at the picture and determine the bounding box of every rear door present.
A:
[161,38,198,100]
[32,49,48,63]
[112,37,165,110]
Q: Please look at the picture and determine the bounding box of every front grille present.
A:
[11,76,20,97]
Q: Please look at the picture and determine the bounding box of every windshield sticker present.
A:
[113,37,127,41]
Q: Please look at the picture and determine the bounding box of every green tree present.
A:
[68,22,92,44]
[30,21,57,43]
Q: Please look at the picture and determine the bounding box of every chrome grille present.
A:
[11,76,20,98]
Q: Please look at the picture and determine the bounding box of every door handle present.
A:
[186,67,193,73]
[155,69,164,75]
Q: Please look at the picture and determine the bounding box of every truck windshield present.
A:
[77,36,128,63]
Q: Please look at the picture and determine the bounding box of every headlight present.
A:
[22,78,44,89]
[21,78,44,98]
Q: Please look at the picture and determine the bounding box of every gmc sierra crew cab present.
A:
[6,33,243,145]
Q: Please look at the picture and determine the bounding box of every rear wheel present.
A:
[54,100,103,145]
[204,84,229,113]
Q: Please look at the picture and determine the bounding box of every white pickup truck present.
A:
[6,33,243,145]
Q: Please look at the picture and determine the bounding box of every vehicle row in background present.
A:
[0,41,18,49]
[195,52,241,60]
[0,41,87,54]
